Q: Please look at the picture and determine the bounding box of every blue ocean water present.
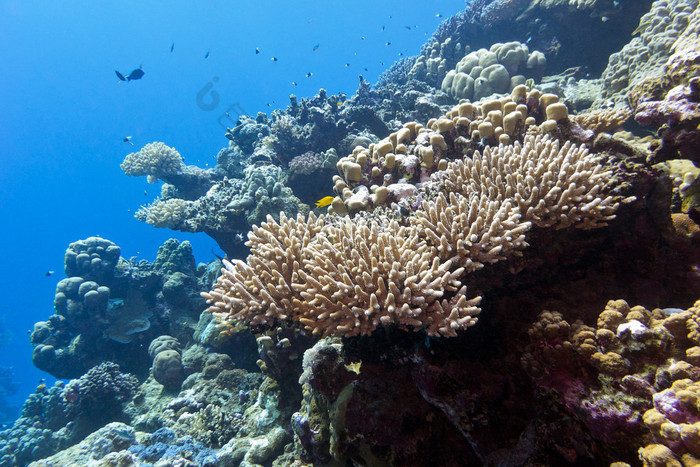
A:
[0,0,465,418]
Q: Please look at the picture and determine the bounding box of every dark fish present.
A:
[170,42,174,52]
[271,57,278,61]
[204,51,210,59]
[381,25,385,31]
[404,26,411,30]
[385,42,391,46]
[361,36,365,40]
[144,190,147,196]
[115,70,126,81]
[292,81,297,86]
[211,249,225,262]
[306,72,313,77]
[399,52,404,56]
[345,63,350,67]
[436,13,442,18]
[364,67,368,71]
[313,44,319,51]
[45,271,54,277]
[123,136,133,145]
[255,47,260,54]
[38,379,45,383]
[126,66,144,81]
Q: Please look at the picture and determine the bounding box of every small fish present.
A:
[313,44,319,51]
[381,25,385,31]
[125,66,144,81]
[37,383,46,392]
[234,233,245,243]
[306,72,313,77]
[398,52,404,56]
[211,249,226,262]
[45,271,54,277]
[38,378,45,383]
[271,57,278,62]
[204,51,210,59]
[404,26,411,30]
[292,81,298,86]
[345,63,350,67]
[255,47,260,54]
[123,136,134,145]
[315,196,335,208]
[337,101,343,106]
[436,13,442,18]
[170,42,174,52]
[385,42,391,46]
[364,67,368,71]
[144,190,147,196]
[361,36,365,40]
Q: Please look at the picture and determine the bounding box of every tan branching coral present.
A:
[121,142,185,183]
[203,132,625,339]
[203,213,480,338]
[571,108,632,134]
[135,198,188,229]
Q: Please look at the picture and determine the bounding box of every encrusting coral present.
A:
[203,130,626,338]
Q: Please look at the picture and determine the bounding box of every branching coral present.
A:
[203,133,625,339]
[121,142,185,184]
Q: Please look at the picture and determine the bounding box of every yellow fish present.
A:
[315,196,335,208]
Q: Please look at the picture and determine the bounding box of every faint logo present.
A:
[196,76,248,129]
[196,76,220,111]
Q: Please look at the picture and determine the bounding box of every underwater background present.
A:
[1,0,700,465]
[0,0,460,411]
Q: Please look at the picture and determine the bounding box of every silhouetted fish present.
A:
[123,136,134,145]
[204,51,210,59]
[170,42,174,52]
[45,271,54,277]
[126,66,144,81]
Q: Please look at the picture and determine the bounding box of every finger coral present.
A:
[203,132,624,338]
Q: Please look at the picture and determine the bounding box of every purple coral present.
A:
[288,151,324,175]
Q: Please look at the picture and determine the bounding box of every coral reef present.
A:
[594,0,698,109]
[17,3,700,466]
[203,128,627,339]
[523,300,700,464]
[30,237,207,379]
[0,363,138,466]
[441,41,546,101]
[635,79,700,167]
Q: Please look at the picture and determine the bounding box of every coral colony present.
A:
[6,0,700,465]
